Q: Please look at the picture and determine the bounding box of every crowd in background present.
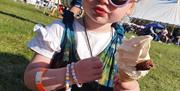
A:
[13,0,83,18]
[123,22,180,46]
[35,0,84,18]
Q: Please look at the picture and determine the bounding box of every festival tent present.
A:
[26,0,59,5]
[26,0,37,5]
[131,0,180,26]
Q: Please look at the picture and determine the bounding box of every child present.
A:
[24,0,140,91]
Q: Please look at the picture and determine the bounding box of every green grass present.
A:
[0,0,180,91]
[0,0,56,90]
[140,42,180,91]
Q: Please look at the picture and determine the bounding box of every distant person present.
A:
[47,0,83,18]
[47,0,58,16]
[62,0,83,18]
[43,0,53,14]
[172,27,180,45]
[70,0,82,12]
[176,36,180,46]
[35,0,43,9]
[160,28,169,43]
[143,23,165,41]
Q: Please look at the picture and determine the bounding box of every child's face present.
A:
[83,0,135,24]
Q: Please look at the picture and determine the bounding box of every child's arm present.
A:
[24,53,103,91]
[24,53,68,91]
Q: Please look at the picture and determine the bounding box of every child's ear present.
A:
[126,0,136,16]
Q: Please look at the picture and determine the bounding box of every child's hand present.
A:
[74,57,103,83]
[114,73,140,91]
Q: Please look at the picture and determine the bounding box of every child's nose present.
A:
[98,0,109,5]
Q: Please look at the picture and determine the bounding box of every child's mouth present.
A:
[94,7,107,16]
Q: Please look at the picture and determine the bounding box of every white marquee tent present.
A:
[26,0,59,5]
[26,0,37,5]
[131,0,180,25]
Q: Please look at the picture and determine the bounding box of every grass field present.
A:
[0,0,180,91]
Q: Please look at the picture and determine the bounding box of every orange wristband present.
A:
[35,68,48,91]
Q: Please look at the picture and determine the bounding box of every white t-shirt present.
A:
[28,19,113,60]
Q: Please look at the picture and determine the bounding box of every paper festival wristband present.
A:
[35,68,48,91]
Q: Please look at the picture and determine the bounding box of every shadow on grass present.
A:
[0,52,30,91]
[0,10,45,26]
